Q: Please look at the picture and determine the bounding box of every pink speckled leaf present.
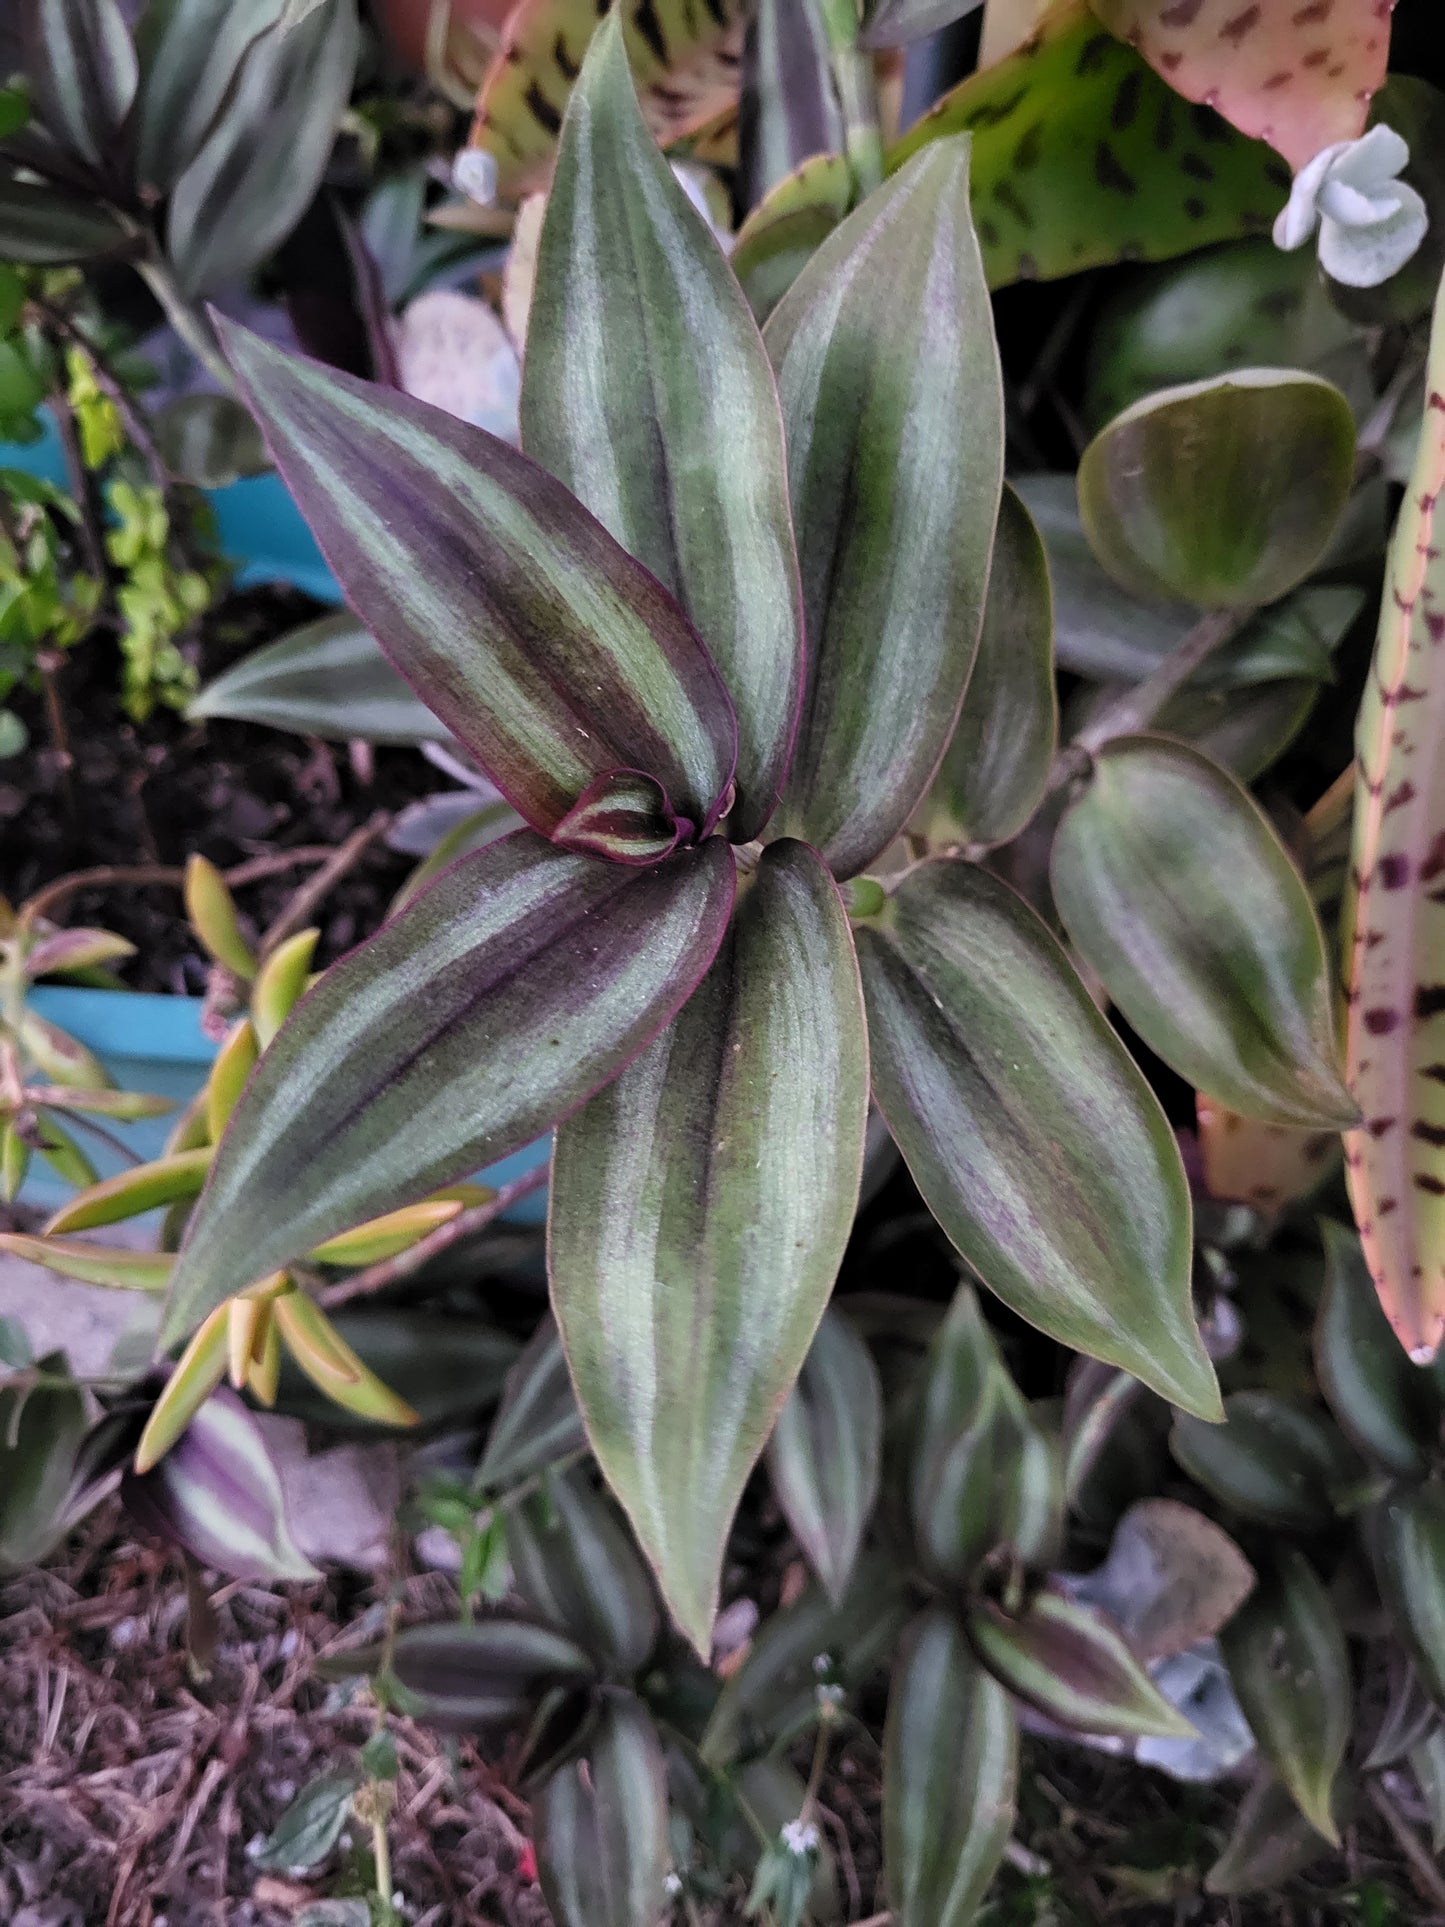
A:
[1343,272,1445,1363]
[1090,0,1396,171]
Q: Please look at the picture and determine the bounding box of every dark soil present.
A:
[0,588,449,991]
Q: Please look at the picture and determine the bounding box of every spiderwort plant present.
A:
[141,18,1367,1662]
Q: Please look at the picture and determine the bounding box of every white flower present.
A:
[1273,124,1428,290]
[780,1819,821,1858]
[452,147,498,208]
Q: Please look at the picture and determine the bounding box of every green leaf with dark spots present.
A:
[1170,1393,1359,1532]
[534,1691,670,1927]
[1051,736,1356,1129]
[161,834,735,1343]
[855,859,1217,1417]
[764,137,1003,881]
[732,154,853,325]
[551,840,869,1654]
[521,18,803,843]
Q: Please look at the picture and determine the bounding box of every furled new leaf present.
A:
[1344,282,1445,1363]
[133,0,287,193]
[508,1469,660,1678]
[534,1691,671,1927]
[883,1607,1018,1927]
[1051,736,1355,1128]
[888,2,1292,289]
[966,1585,1195,1740]
[161,833,734,1342]
[219,321,737,855]
[521,17,803,842]
[551,840,868,1653]
[1170,1393,1358,1532]
[1316,1219,1440,1480]
[1090,0,1390,170]
[1220,1547,1350,1843]
[767,1307,883,1605]
[764,137,1003,880]
[855,860,1217,1416]
[189,613,449,747]
[23,0,137,172]
[914,483,1056,850]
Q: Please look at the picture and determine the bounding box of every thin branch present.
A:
[258,810,391,960]
[47,1106,145,1169]
[48,385,106,586]
[19,846,348,930]
[317,1163,551,1310]
[135,254,239,398]
[1368,1779,1445,1913]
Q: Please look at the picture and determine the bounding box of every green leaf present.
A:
[521,17,803,844]
[966,1584,1195,1741]
[133,0,286,193]
[253,1770,358,1871]
[764,137,1003,880]
[1317,1219,1440,1481]
[1220,1548,1350,1844]
[0,173,131,264]
[508,1469,660,1679]
[855,859,1217,1417]
[1051,736,1356,1129]
[738,0,844,213]
[45,1148,212,1235]
[766,1307,882,1606]
[886,4,1291,290]
[24,0,137,170]
[1140,677,1319,787]
[189,611,448,747]
[551,840,868,1654]
[160,833,735,1344]
[1076,371,1356,609]
[915,483,1057,851]
[1170,1393,1358,1532]
[219,319,737,855]
[0,1233,173,1293]
[0,1357,88,1571]
[476,1315,586,1493]
[1411,1728,1445,1853]
[1205,1772,1336,1897]
[387,1618,595,1730]
[165,0,359,297]
[534,1691,671,1927]
[883,1607,1017,1927]
[732,154,854,325]
[154,392,269,488]
[1374,1482,1445,1713]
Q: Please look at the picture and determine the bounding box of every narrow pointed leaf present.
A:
[271,1291,418,1428]
[732,153,854,325]
[0,175,132,264]
[1374,1482,1445,1712]
[162,833,735,1343]
[251,929,319,1050]
[1221,1548,1349,1843]
[1170,1392,1358,1532]
[508,1469,660,1678]
[739,0,845,213]
[0,1357,88,1570]
[1344,285,1445,1363]
[884,1607,1018,1927]
[1205,1772,1335,1896]
[206,1019,258,1143]
[1052,736,1356,1129]
[32,1087,171,1122]
[34,1116,98,1188]
[387,1618,595,1730]
[24,0,137,170]
[133,0,286,193]
[967,1585,1195,1740]
[477,1315,586,1493]
[855,859,1216,1416]
[0,1233,173,1294]
[521,17,803,843]
[766,1307,883,1605]
[764,137,1004,880]
[135,1305,231,1473]
[535,1691,670,1927]
[1,1124,29,1206]
[1411,1728,1445,1852]
[19,1009,111,1089]
[166,0,359,298]
[551,839,868,1653]
[1317,1220,1440,1480]
[185,854,257,980]
[189,613,450,747]
[252,1771,358,1873]
[25,928,135,979]
[44,1148,212,1234]
[1077,372,1356,610]
[1366,1656,1438,1770]
[220,321,736,850]
[915,483,1057,851]
[307,1198,465,1267]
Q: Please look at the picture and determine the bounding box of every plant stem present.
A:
[1367,1779,1445,1912]
[372,1812,392,1908]
[135,256,239,398]
[258,809,391,960]
[19,846,343,931]
[816,0,884,197]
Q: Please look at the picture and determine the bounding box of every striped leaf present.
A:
[477,1316,586,1493]
[884,1607,1018,1927]
[0,1233,172,1293]
[44,1148,212,1234]
[551,840,869,1654]
[1317,1220,1441,1481]
[0,174,132,263]
[534,1691,671,1927]
[764,138,1004,880]
[1374,1481,1445,1712]
[508,1468,660,1677]
[521,18,803,843]
[23,0,137,173]
[387,1619,595,1730]
[1052,737,1355,1129]
[133,0,286,193]
[739,0,844,213]
[161,833,735,1345]
[855,860,1218,1417]
[1344,286,1445,1362]
[1170,1392,1358,1531]
[732,153,854,324]
[219,320,737,858]
[863,0,985,48]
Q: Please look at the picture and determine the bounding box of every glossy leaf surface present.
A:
[508,1469,660,1678]
[1344,287,1445,1363]
[916,483,1057,850]
[534,1692,670,1927]
[1220,1548,1350,1843]
[1171,1393,1357,1532]
[1052,736,1355,1128]
[1375,1482,1445,1712]
[45,1148,211,1234]
[764,138,1003,880]
[162,833,734,1342]
[1076,372,1356,609]
[856,860,1216,1415]
[766,1307,882,1605]
[521,19,803,842]
[219,321,737,853]
[551,840,868,1653]
[884,1607,1017,1927]
[388,1618,595,1730]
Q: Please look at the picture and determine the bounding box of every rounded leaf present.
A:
[1316,1219,1440,1480]
[1171,1393,1358,1533]
[1077,371,1356,608]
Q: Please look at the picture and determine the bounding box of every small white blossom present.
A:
[811,1651,833,1676]
[664,1872,684,1898]
[452,147,498,207]
[780,1819,821,1858]
[1273,124,1428,290]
